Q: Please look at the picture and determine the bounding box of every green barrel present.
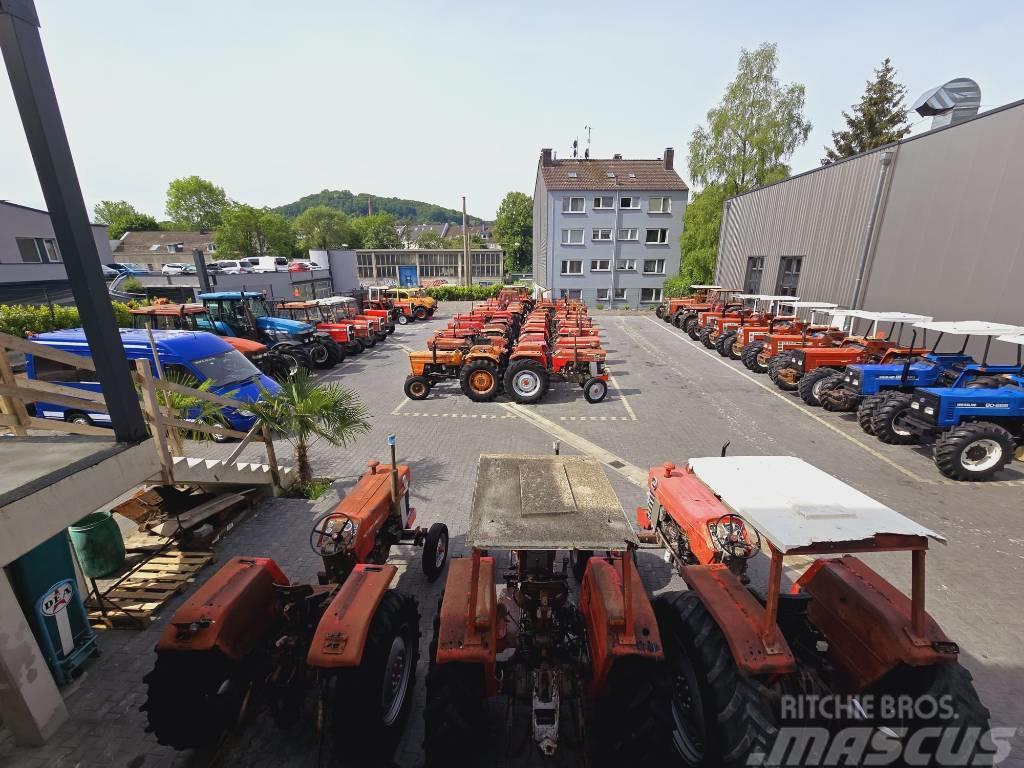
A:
[69,512,125,578]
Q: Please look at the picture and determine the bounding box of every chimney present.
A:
[612,153,622,160]
[541,148,554,167]
[663,147,675,170]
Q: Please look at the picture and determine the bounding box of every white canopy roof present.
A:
[847,311,933,323]
[737,294,800,302]
[790,301,839,309]
[689,284,721,289]
[688,456,945,553]
[912,320,1024,337]
[317,296,355,305]
[997,333,1024,346]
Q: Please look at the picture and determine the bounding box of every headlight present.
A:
[911,402,919,409]
[924,406,934,415]
[237,409,254,417]
[852,378,859,386]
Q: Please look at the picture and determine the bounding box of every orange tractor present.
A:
[424,454,673,766]
[142,437,448,760]
[403,339,509,401]
[657,284,721,322]
[671,288,744,333]
[737,302,842,371]
[711,294,799,358]
[273,299,366,356]
[636,455,991,767]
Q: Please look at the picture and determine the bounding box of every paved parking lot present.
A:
[3,301,1022,767]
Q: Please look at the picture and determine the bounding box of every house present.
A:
[113,230,217,270]
[532,148,688,308]
[0,200,113,304]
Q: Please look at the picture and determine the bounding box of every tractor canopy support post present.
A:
[762,547,784,646]
[620,548,636,646]
[911,549,926,636]
[387,435,400,519]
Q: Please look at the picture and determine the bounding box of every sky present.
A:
[2,0,1022,222]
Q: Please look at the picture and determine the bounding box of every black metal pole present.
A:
[1,0,147,442]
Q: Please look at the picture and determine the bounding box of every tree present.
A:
[493,191,533,274]
[415,230,446,249]
[683,42,810,283]
[824,58,911,163]
[352,213,401,249]
[165,176,228,230]
[93,200,159,238]
[249,372,370,484]
[293,205,353,252]
[215,204,296,259]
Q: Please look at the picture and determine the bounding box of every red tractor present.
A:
[274,299,365,356]
[504,333,610,404]
[424,454,673,767]
[738,302,841,371]
[636,455,991,768]
[657,284,721,322]
[672,288,744,334]
[142,438,449,761]
[711,294,798,358]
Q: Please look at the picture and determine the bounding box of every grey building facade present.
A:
[0,200,113,303]
[714,98,1024,361]
[533,148,688,308]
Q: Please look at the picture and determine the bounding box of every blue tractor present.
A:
[198,291,343,372]
[815,321,1023,431]
[874,331,1024,481]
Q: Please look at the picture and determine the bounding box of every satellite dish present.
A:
[912,78,981,129]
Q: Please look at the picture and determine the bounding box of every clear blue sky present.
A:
[2,0,1021,221]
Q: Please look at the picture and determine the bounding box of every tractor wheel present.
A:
[308,341,334,369]
[653,592,778,768]
[592,657,673,768]
[257,353,292,381]
[698,327,715,348]
[728,337,744,360]
[770,364,801,392]
[965,376,1003,389]
[583,377,608,403]
[404,375,431,401]
[870,663,992,766]
[570,549,592,581]
[503,359,549,404]
[819,378,858,412]
[741,341,767,372]
[414,306,429,321]
[422,523,449,580]
[363,333,377,348]
[656,305,667,319]
[459,359,500,402]
[278,347,312,376]
[872,394,920,445]
[396,313,410,325]
[142,650,246,750]
[797,367,840,407]
[934,422,1015,481]
[684,316,701,339]
[345,340,362,356]
[329,591,420,762]
[715,331,735,357]
[856,395,884,434]
[323,339,346,365]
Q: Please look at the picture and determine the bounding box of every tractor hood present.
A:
[257,316,313,336]
[844,361,932,387]
[224,337,268,355]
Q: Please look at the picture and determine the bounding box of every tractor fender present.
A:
[581,557,664,696]
[270,340,303,352]
[435,556,498,692]
[795,556,958,690]
[307,564,397,669]
[155,557,288,660]
[681,564,797,676]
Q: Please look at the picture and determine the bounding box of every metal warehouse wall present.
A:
[716,147,888,304]
[860,102,1024,363]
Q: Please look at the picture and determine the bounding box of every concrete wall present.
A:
[0,203,113,284]
[533,171,549,289]
[320,249,361,294]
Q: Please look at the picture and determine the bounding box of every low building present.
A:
[113,230,217,271]
[0,200,113,304]
[532,148,688,308]
[353,248,504,286]
[713,98,1024,359]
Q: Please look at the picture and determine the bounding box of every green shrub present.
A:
[0,300,142,337]
[423,283,503,301]
[662,274,691,298]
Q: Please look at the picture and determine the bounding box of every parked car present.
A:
[181,264,197,275]
[161,263,190,275]
[214,259,255,275]
[288,260,312,273]
[25,328,281,433]
[109,262,148,275]
[251,256,289,273]
[205,261,225,274]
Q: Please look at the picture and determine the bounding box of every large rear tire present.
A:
[414,306,429,321]
[741,341,767,372]
[656,305,667,319]
[698,327,715,349]
[769,364,801,392]
[459,359,500,402]
[684,316,700,339]
[933,422,1015,481]
[592,657,674,768]
[308,341,334,369]
[323,339,345,365]
[872,393,920,445]
[715,331,735,357]
[503,359,549,404]
[797,367,840,407]
[277,347,312,376]
[857,395,883,435]
[653,592,778,768]
[728,336,744,360]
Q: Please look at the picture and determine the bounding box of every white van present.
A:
[251,256,290,273]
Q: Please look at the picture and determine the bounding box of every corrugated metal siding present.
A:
[716,148,889,304]
[532,172,549,288]
[861,103,1024,363]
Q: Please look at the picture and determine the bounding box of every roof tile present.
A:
[540,158,688,191]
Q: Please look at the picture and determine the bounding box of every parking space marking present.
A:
[396,411,515,419]
[608,373,638,421]
[644,317,938,485]
[559,416,632,421]
[391,396,410,415]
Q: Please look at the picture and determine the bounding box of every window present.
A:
[560,259,583,275]
[743,257,765,293]
[16,237,61,263]
[561,229,584,246]
[617,228,638,241]
[620,196,639,209]
[641,288,663,303]
[31,356,95,383]
[591,228,612,241]
[207,243,217,253]
[615,259,636,271]
[590,259,610,272]
[643,259,666,274]
[648,197,671,214]
[614,288,627,301]
[562,197,585,213]
[645,228,669,244]
[596,288,611,301]
[560,288,583,300]
[593,196,614,209]
[775,256,803,296]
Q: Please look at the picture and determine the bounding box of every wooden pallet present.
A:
[87,550,214,628]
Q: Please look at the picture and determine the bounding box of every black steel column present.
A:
[0,0,147,442]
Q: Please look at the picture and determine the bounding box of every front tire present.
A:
[396,313,409,325]
[857,395,883,435]
[741,341,767,372]
[308,342,334,369]
[769,364,801,392]
[698,327,715,348]
[715,331,735,357]
[503,359,549,404]
[459,359,500,402]
[422,523,449,580]
[277,347,312,375]
[404,375,430,400]
[797,367,839,406]
[872,394,919,445]
[934,422,1015,481]
[583,377,608,403]
[414,306,429,321]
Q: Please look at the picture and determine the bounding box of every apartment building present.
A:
[532,148,688,307]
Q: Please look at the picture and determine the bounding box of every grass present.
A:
[299,477,334,500]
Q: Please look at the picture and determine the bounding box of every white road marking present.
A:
[608,373,637,421]
[644,316,938,485]
[391,397,410,415]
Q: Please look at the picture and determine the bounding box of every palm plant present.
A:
[249,371,370,484]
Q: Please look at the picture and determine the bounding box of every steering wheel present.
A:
[310,511,357,557]
[711,514,761,559]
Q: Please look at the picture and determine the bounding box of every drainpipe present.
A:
[849,151,893,309]
[716,198,732,286]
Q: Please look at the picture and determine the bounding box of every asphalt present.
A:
[3,301,1021,768]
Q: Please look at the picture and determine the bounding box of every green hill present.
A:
[274,189,485,224]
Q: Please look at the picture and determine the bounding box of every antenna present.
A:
[584,125,592,159]
[572,138,578,159]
